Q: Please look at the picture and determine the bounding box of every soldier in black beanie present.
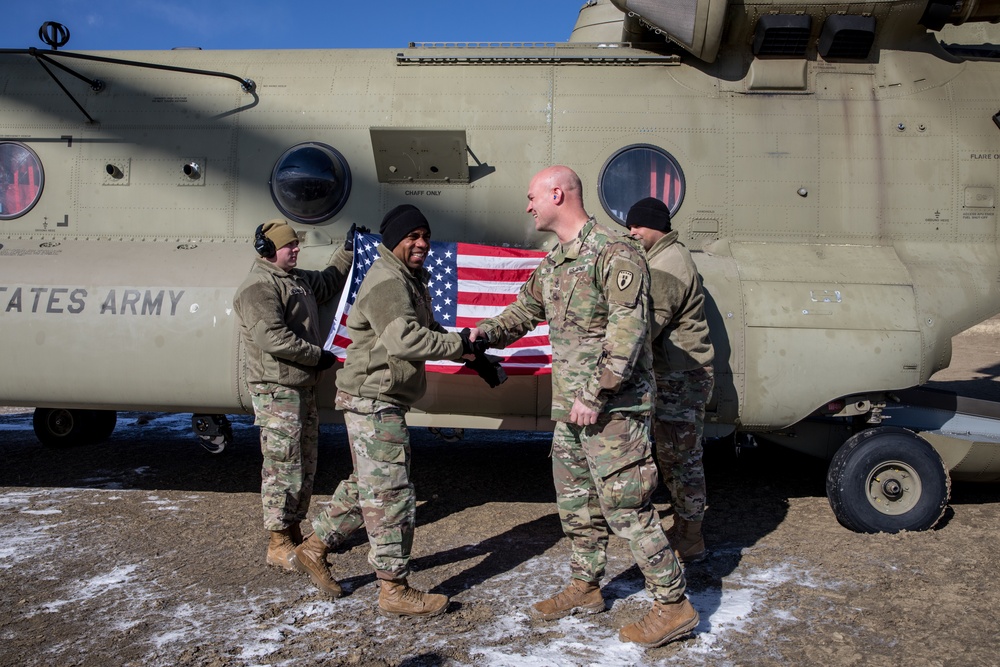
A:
[626,195,715,569]
[291,202,478,616]
[380,204,430,250]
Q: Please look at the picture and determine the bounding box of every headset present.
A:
[254,224,276,257]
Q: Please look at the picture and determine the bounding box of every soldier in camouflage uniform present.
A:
[290,204,478,617]
[471,166,699,649]
[627,198,715,564]
[232,220,351,571]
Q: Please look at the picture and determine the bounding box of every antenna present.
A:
[38,22,70,50]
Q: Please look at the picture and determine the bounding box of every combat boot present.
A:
[667,518,707,564]
[529,579,605,620]
[290,533,343,598]
[378,579,449,617]
[266,529,297,572]
[619,597,699,648]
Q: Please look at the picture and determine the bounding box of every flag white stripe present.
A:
[456,279,526,293]
[457,255,545,270]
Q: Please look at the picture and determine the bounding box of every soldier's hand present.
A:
[459,328,488,357]
[569,398,599,426]
[317,350,337,371]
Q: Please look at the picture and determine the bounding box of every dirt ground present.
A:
[1,326,999,667]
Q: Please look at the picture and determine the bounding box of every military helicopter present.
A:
[2,0,999,534]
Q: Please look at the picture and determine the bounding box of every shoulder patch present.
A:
[608,259,643,307]
[616,269,634,291]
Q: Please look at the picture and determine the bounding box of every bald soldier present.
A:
[627,197,715,564]
[233,220,352,570]
[470,166,698,648]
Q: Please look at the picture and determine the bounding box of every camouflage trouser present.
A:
[654,365,714,522]
[250,383,319,532]
[552,413,686,604]
[311,391,414,581]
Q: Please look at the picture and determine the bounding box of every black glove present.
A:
[344,223,372,252]
[464,352,508,388]
[344,223,356,252]
[316,350,337,371]
[459,329,505,388]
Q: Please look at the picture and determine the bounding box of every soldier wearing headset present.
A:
[233,219,353,571]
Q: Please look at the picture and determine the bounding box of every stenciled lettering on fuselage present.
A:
[0,286,185,316]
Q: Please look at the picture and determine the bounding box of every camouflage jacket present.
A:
[477,218,654,421]
[336,243,463,407]
[646,231,714,375]
[233,248,352,389]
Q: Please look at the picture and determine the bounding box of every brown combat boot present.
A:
[290,533,343,598]
[266,529,297,572]
[619,597,699,648]
[667,518,707,564]
[378,579,449,617]
[529,579,605,620]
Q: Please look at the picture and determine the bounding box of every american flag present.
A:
[325,230,552,375]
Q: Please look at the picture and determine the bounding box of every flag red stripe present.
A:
[456,291,518,307]
[426,363,551,376]
[457,266,536,282]
[492,354,552,365]
[456,242,547,258]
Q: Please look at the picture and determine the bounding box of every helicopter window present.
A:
[269,142,351,224]
[0,142,44,220]
[598,144,685,226]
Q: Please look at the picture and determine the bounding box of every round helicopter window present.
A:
[0,142,44,220]
[270,142,351,224]
[598,144,685,226]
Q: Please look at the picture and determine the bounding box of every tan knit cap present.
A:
[261,219,299,250]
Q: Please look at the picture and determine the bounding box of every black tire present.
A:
[88,410,118,443]
[826,426,950,533]
[32,408,117,448]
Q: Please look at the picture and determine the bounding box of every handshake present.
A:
[458,328,507,388]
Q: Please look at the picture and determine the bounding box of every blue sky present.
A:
[2,1,589,51]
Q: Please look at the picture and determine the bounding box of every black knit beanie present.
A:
[380,204,430,250]
[626,197,671,233]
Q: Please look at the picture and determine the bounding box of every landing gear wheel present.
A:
[88,410,118,443]
[32,408,118,448]
[826,426,950,533]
